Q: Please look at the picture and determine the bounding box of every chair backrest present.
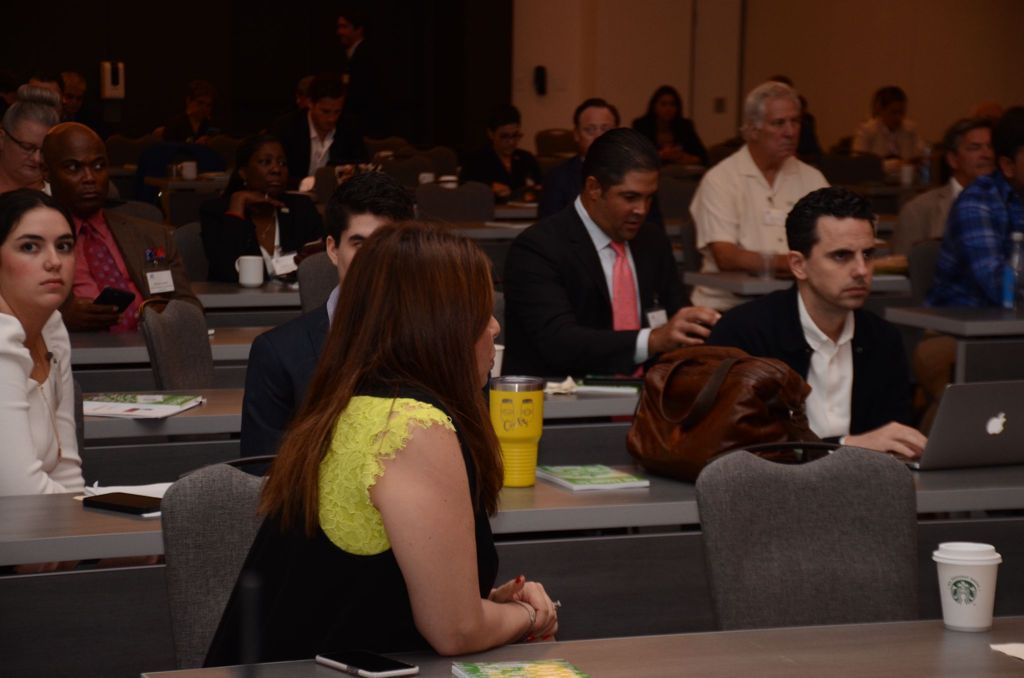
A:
[657,175,698,221]
[108,199,166,225]
[173,221,210,283]
[908,238,943,305]
[140,299,215,390]
[819,153,885,185]
[415,182,495,222]
[313,166,339,206]
[162,463,264,668]
[420,145,459,176]
[297,252,337,313]
[381,154,433,189]
[207,135,243,170]
[534,128,576,156]
[695,447,918,630]
[364,135,409,158]
[106,133,160,167]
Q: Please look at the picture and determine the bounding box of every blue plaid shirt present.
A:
[927,171,1024,307]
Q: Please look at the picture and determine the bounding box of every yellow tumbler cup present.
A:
[489,376,545,487]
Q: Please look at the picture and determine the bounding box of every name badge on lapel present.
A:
[144,247,175,294]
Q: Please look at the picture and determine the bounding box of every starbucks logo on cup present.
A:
[948,576,979,605]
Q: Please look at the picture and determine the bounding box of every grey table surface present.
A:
[70,326,265,365]
[5,463,1024,566]
[684,271,910,295]
[142,617,1024,677]
[886,306,1024,336]
[82,389,640,440]
[192,281,301,309]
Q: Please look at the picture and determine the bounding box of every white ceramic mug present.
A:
[179,161,198,181]
[439,174,458,189]
[235,256,264,288]
[491,344,505,378]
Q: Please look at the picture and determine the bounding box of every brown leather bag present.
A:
[627,346,819,481]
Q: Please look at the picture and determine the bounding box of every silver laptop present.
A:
[910,381,1024,470]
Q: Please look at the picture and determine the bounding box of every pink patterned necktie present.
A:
[80,221,139,332]
[610,241,640,331]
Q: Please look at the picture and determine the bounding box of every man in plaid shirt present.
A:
[928,107,1024,307]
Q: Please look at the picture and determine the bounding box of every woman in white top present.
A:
[0,189,83,496]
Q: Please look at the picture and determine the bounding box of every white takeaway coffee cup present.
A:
[932,542,1001,632]
[235,256,264,288]
[491,344,505,379]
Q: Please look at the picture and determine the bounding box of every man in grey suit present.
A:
[42,123,200,331]
[891,118,994,255]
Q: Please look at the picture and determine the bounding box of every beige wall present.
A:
[513,0,1024,157]
[743,0,1024,150]
[513,0,694,153]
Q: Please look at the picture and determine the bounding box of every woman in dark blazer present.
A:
[632,85,708,166]
[200,134,323,282]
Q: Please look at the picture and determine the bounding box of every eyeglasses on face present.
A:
[2,126,42,156]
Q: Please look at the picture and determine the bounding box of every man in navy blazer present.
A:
[240,172,414,457]
[271,73,368,189]
[709,187,927,458]
[503,128,720,378]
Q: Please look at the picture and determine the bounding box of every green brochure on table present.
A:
[535,464,650,491]
[82,393,204,419]
[451,658,591,677]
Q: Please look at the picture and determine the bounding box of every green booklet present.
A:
[83,393,204,419]
[452,658,590,677]
[535,464,650,491]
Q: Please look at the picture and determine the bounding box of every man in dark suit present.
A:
[239,172,414,457]
[709,187,927,458]
[42,123,200,332]
[271,73,368,189]
[503,128,720,378]
[538,97,619,219]
[336,7,387,137]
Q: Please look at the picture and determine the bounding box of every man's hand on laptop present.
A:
[845,422,927,459]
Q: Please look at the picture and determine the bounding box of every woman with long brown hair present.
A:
[206,223,557,665]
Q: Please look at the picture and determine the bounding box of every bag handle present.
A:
[657,356,740,428]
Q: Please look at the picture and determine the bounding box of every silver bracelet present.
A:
[512,599,536,636]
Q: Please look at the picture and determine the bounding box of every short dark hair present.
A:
[338,6,369,29]
[324,172,415,240]
[29,73,63,93]
[581,127,659,190]
[308,73,346,103]
[939,117,993,182]
[573,97,620,128]
[871,85,906,114]
[224,134,283,195]
[785,187,875,256]
[0,189,73,246]
[486,104,520,131]
[993,106,1024,163]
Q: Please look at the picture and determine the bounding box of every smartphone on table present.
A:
[314,650,419,677]
[82,492,161,515]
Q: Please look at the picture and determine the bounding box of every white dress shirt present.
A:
[307,111,336,177]
[797,291,855,439]
[574,196,651,364]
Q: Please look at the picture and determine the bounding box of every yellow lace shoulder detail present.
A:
[318,396,455,555]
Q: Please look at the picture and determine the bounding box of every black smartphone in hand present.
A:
[93,286,135,312]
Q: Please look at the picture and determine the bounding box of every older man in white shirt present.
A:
[690,81,828,311]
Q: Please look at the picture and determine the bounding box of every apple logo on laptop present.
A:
[986,412,1007,436]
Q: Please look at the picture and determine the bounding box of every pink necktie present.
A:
[610,241,639,331]
[80,221,140,332]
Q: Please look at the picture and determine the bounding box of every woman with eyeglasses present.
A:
[460,104,543,203]
[0,86,61,195]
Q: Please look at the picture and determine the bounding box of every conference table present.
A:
[141,617,1024,677]
[493,202,537,221]
[80,389,640,485]
[885,306,1024,382]
[192,281,302,328]
[684,271,912,296]
[70,326,266,392]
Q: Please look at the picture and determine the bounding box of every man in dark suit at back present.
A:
[240,172,414,457]
[503,128,720,378]
[271,73,368,189]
